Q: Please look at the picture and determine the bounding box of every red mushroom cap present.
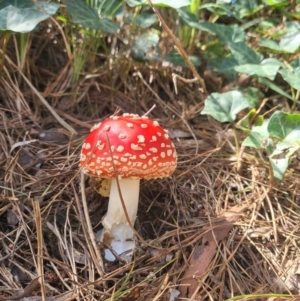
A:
[79,113,177,179]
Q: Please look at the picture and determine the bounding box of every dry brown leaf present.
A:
[0,277,40,301]
[179,204,248,299]
[38,128,69,144]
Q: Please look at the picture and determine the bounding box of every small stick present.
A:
[143,104,156,116]
[172,74,200,95]
[146,0,207,95]
[79,174,105,277]
[1,54,77,135]
[33,199,46,301]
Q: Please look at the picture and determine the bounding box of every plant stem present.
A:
[233,127,242,172]
[19,32,28,71]
[0,33,11,76]
[268,160,274,191]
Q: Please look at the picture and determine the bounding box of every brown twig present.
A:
[146,0,207,95]
[33,200,46,301]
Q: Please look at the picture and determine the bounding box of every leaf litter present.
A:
[179,203,248,299]
[0,15,300,301]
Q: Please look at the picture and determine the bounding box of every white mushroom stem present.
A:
[102,178,140,229]
[100,178,140,262]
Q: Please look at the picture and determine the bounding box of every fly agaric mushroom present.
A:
[79,113,177,261]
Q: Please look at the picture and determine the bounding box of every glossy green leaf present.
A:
[199,23,246,43]
[258,77,293,101]
[243,87,264,108]
[279,67,300,90]
[0,2,59,33]
[91,0,122,16]
[136,13,157,28]
[244,112,300,179]
[65,0,119,33]
[259,38,285,52]
[208,56,239,75]
[131,31,160,61]
[291,58,300,69]
[231,0,263,18]
[125,13,157,28]
[262,0,289,6]
[0,0,56,9]
[267,111,300,142]
[178,9,246,43]
[201,91,250,123]
[125,0,190,8]
[269,141,299,180]
[164,50,201,67]
[242,120,270,149]
[259,22,300,53]
[200,3,233,17]
[279,32,300,53]
[228,42,263,65]
[234,58,283,80]
[259,19,279,30]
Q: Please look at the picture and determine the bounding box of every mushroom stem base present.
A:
[100,178,140,262]
[97,224,135,262]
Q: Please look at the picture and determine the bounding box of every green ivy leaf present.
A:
[136,13,157,28]
[131,31,160,61]
[93,0,122,16]
[242,120,270,149]
[207,56,239,75]
[243,87,264,108]
[258,77,293,100]
[0,1,59,33]
[0,0,56,9]
[232,0,263,18]
[201,91,250,123]
[65,0,119,33]
[267,111,300,142]
[200,3,234,18]
[279,67,300,90]
[178,9,246,43]
[259,38,285,52]
[243,133,269,149]
[244,113,300,179]
[259,22,300,53]
[291,58,300,69]
[227,42,263,64]
[125,0,190,8]
[163,50,201,67]
[234,58,283,80]
[199,23,246,44]
[262,0,289,6]
[279,32,300,53]
[269,141,299,180]
[125,13,157,28]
